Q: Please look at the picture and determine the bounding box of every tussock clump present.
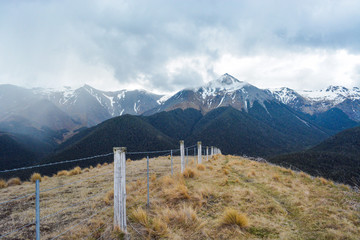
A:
[126,158,132,163]
[163,182,190,202]
[183,167,197,178]
[151,217,168,237]
[207,165,214,170]
[318,177,330,185]
[57,170,69,176]
[158,175,174,186]
[151,174,157,182]
[247,171,256,177]
[96,163,102,168]
[0,179,7,188]
[272,174,280,182]
[339,184,351,191]
[160,205,200,229]
[190,160,195,166]
[282,168,295,176]
[130,207,149,227]
[193,185,213,207]
[197,164,205,171]
[212,155,220,161]
[103,162,108,166]
[299,171,310,179]
[83,168,90,172]
[30,173,42,183]
[89,165,94,169]
[221,208,249,228]
[7,177,21,186]
[223,169,230,175]
[104,190,114,205]
[69,166,82,176]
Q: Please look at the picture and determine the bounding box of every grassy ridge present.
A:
[1,154,359,239]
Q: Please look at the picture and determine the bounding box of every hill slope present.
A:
[1,155,359,239]
[270,126,360,185]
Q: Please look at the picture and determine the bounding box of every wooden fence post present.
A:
[147,156,150,208]
[180,140,185,173]
[171,150,173,176]
[211,146,214,157]
[197,141,202,164]
[35,180,40,240]
[113,147,127,234]
[206,146,209,161]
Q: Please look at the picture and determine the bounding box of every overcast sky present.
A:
[1,0,360,93]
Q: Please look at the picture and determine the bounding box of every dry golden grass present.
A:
[57,170,69,176]
[68,166,82,176]
[150,173,157,182]
[103,189,114,205]
[7,177,21,186]
[221,208,249,228]
[197,164,205,171]
[30,173,42,183]
[0,179,7,188]
[130,207,149,226]
[1,154,359,240]
[96,163,102,168]
[183,167,197,178]
[272,174,280,181]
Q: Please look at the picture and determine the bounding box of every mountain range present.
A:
[0,73,359,182]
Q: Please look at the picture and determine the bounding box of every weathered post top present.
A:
[197,141,202,145]
[180,140,184,144]
[113,147,127,153]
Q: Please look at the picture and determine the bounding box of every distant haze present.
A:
[0,0,360,94]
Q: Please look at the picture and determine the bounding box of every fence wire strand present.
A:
[0,153,113,173]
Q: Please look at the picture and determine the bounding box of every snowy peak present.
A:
[218,73,242,85]
[267,87,304,105]
[205,73,249,91]
[299,85,360,104]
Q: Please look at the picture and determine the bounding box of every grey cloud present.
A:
[0,0,360,92]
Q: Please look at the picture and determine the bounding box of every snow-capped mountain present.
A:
[268,86,360,121]
[32,85,162,126]
[146,73,274,115]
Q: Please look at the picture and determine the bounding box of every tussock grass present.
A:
[0,179,7,188]
[96,163,102,168]
[1,154,359,240]
[272,174,280,181]
[221,208,249,228]
[183,167,197,178]
[30,173,42,183]
[57,170,69,176]
[163,182,190,202]
[7,177,21,186]
[197,164,205,171]
[130,207,149,227]
[103,190,114,205]
[69,166,82,176]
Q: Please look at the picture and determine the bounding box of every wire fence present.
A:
[0,142,221,239]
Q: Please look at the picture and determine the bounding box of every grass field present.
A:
[0,154,359,239]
